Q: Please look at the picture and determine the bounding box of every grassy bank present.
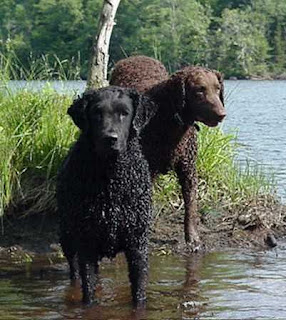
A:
[0,87,76,217]
[0,86,278,223]
[154,124,277,217]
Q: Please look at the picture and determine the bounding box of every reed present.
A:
[197,125,275,209]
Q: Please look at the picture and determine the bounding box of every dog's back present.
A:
[110,55,169,93]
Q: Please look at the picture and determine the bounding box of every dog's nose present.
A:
[218,113,226,121]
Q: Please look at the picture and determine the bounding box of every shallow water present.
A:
[1,243,286,320]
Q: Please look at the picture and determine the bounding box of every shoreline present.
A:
[1,198,285,260]
[226,74,286,80]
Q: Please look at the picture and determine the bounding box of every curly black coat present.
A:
[57,86,156,306]
[110,56,226,251]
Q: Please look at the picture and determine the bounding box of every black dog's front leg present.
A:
[78,255,99,305]
[60,230,79,282]
[125,247,148,308]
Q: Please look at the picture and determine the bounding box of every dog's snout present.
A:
[214,98,226,121]
[103,133,118,144]
[218,112,226,121]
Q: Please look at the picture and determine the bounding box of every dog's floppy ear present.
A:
[67,90,97,131]
[214,70,224,106]
[165,72,188,126]
[129,89,158,133]
[168,74,186,112]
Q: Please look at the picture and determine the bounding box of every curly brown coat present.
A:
[110,56,226,251]
[110,55,169,92]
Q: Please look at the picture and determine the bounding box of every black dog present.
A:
[57,86,156,306]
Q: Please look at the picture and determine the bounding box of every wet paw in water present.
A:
[186,240,205,253]
[265,233,277,248]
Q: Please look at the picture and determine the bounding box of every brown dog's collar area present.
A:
[173,112,199,131]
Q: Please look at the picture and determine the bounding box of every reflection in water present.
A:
[0,244,286,319]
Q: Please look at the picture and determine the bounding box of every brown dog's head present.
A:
[170,66,226,127]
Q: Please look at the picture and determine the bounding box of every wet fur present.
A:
[110,56,226,251]
[57,86,156,306]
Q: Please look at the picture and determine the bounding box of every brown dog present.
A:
[110,56,226,251]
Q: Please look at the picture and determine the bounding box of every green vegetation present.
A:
[0,86,276,219]
[1,0,286,78]
[154,124,276,216]
[0,51,81,81]
[0,87,76,217]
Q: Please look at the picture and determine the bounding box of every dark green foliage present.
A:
[253,0,286,74]
[110,0,210,72]
[0,0,102,77]
[198,0,252,16]
[0,0,286,78]
[208,8,270,78]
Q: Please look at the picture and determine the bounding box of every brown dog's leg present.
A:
[183,181,201,252]
[181,172,201,252]
[174,131,202,252]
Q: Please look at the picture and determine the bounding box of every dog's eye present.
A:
[215,85,221,93]
[119,110,129,120]
[195,87,205,96]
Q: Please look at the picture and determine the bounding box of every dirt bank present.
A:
[150,197,286,254]
[1,196,286,260]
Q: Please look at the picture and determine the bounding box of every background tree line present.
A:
[1,0,286,79]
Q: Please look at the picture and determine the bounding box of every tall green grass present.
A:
[0,87,278,220]
[197,125,276,209]
[0,51,81,81]
[154,124,276,215]
[0,87,77,217]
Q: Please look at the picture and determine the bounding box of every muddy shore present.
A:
[1,197,286,261]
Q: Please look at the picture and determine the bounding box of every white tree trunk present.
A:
[86,0,121,90]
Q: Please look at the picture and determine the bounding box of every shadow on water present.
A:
[1,243,286,319]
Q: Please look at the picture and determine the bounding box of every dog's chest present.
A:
[80,165,148,233]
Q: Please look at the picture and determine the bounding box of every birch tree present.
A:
[86,0,121,90]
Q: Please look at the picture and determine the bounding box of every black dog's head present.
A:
[68,86,156,156]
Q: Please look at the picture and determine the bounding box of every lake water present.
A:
[5,79,285,200]
[1,245,286,320]
[223,80,286,202]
